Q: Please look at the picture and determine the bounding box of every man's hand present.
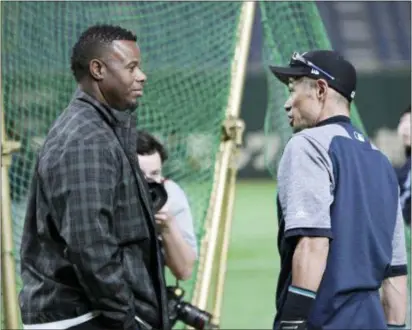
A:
[154,203,196,280]
[154,203,173,232]
[381,275,408,327]
[278,237,328,327]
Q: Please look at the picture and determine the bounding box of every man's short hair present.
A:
[137,130,169,163]
[70,24,137,82]
[294,77,350,109]
[404,105,411,114]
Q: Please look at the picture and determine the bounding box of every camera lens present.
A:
[178,302,214,330]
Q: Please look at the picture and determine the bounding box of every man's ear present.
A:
[89,59,105,81]
[316,79,328,101]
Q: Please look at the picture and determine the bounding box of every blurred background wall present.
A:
[238,1,411,179]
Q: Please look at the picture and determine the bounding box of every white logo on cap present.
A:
[311,68,319,75]
[351,91,356,99]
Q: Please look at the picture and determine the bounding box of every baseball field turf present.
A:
[220,180,411,329]
[220,180,279,329]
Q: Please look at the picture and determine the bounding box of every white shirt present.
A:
[164,179,198,257]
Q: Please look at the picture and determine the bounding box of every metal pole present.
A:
[1,106,21,329]
[191,0,256,317]
[191,140,233,311]
[212,121,245,325]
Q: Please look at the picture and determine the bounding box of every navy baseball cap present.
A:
[269,50,357,102]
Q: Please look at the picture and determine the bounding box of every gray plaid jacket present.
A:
[19,88,170,330]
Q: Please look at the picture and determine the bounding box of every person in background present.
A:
[137,130,198,280]
[396,105,411,228]
[396,105,411,315]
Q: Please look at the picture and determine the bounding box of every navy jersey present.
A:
[274,116,407,329]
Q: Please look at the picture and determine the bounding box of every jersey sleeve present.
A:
[277,134,334,239]
[385,199,408,278]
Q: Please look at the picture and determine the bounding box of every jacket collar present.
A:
[73,87,136,128]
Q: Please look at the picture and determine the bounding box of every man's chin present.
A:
[289,119,304,131]
[128,99,140,111]
[291,122,306,133]
[289,120,298,131]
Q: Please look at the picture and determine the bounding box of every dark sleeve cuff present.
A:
[387,324,406,329]
[284,227,333,240]
[384,264,408,278]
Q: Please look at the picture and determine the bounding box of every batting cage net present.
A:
[2,1,369,328]
[260,1,367,177]
[1,0,243,321]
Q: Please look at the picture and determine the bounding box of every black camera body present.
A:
[147,181,169,213]
[167,285,218,330]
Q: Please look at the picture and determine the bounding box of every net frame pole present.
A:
[1,96,21,328]
[211,118,245,325]
[191,0,256,319]
[211,1,255,322]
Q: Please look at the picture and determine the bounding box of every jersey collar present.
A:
[316,115,351,127]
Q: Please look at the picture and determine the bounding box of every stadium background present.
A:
[1,1,411,329]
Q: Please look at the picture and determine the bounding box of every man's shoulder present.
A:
[278,129,335,179]
[291,121,373,155]
[292,124,396,179]
[294,124,350,151]
[38,104,118,173]
[283,129,330,158]
[43,102,115,152]
[60,98,109,135]
[163,179,191,210]
[164,179,186,198]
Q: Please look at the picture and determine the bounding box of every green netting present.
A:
[1,0,243,324]
[260,1,367,177]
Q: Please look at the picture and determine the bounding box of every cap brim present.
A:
[269,65,308,85]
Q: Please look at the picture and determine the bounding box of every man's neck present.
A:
[317,103,350,123]
[79,82,110,109]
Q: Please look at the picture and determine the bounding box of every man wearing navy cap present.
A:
[270,50,408,330]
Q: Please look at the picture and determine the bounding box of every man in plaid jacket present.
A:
[19,24,169,330]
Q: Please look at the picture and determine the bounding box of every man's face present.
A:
[284,77,321,131]
[99,40,147,111]
[397,112,411,148]
[138,151,163,183]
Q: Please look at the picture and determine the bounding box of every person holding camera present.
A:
[137,130,198,280]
